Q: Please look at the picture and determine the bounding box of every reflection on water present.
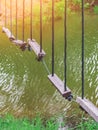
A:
[85,43,98,106]
[0,13,98,120]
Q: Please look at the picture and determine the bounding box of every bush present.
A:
[0,115,59,130]
[0,114,98,130]
[94,6,98,14]
[77,120,98,130]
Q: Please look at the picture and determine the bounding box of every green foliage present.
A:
[72,0,81,5]
[69,119,98,130]
[0,115,59,130]
[55,1,65,13]
[77,120,98,130]
[55,0,65,19]
[45,117,59,130]
[84,3,90,9]
[0,114,98,130]
[94,6,98,14]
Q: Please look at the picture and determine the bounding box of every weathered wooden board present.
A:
[48,74,71,98]
[12,39,27,46]
[76,97,98,122]
[12,39,27,51]
[2,27,15,41]
[28,39,46,58]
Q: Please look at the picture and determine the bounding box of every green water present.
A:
[0,13,98,121]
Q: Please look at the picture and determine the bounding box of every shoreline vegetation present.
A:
[0,114,98,130]
[0,0,98,26]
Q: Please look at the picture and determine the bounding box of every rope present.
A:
[30,0,33,40]
[40,0,42,53]
[16,0,17,39]
[64,0,67,91]
[10,0,12,36]
[22,0,25,42]
[52,0,54,76]
[81,0,85,99]
[42,59,50,75]
[5,0,6,27]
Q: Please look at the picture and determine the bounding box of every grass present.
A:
[94,6,98,14]
[0,114,98,130]
[0,115,59,130]
[70,119,98,130]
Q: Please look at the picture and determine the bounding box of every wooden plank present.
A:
[12,39,27,46]
[2,27,15,41]
[12,39,27,51]
[48,74,71,98]
[76,97,98,122]
[28,39,46,59]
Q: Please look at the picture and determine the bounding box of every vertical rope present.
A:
[81,0,85,99]
[52,0,54,76]
[5,0,6,27]
[40,0,42,52]
[64,0,67,91]
[10,0,12,35]
[22,0,25,42]
[16,0,17,39]
[30,0,33,40]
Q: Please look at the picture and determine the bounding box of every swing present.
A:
[28,39,46,60]
[2,27,15,41]
[77,97,98,122]
[27,0,46,61]
[2,0,15,41]
[76,0,98,122]
[12,0,27,50]
[48,74,71,98]
[13,39,27,46]
[48,0,72,100]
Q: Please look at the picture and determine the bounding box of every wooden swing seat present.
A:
[2,27,15,41]
[12,39,27,46]
[12,39,27,51]
[48,74,71,98]
[28,39,46,58]
[76,97,98,122]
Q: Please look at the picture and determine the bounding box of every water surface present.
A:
[0,13,98,121]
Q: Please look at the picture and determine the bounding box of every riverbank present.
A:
[0,114,98,130]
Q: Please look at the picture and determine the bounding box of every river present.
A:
[0,13,98,123]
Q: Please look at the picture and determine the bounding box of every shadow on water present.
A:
[0,13,98,122]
